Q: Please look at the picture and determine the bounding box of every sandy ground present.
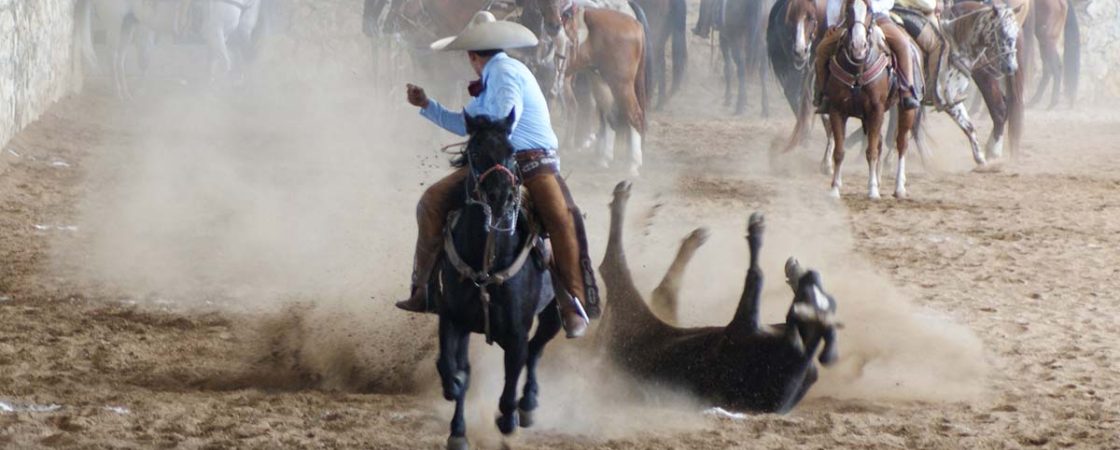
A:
[3,25,1120,450]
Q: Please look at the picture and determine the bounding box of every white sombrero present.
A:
[430,11,539,51]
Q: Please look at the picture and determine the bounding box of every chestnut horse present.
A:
[532,0,651,176]
[952,0,1028,159]
[771,0,834,156]
[822,0,918,199]
[1025,0,1079,108]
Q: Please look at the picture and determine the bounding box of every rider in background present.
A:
[813,0,922,112]
[398,12,596,338]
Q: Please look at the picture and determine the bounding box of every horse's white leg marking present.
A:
[627,126,642,177]
[597,124,616,168]
[867,150,881,200]
[985,132,1005,160]
[821,115,835,176]
[894,148,907,198]
[948,103,986,166]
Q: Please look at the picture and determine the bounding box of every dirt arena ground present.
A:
[3,27,1120,450]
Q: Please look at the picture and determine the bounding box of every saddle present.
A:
[892,6,951,107]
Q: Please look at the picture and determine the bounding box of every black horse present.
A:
[432,112,563,450]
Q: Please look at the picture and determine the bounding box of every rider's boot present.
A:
[396,168,468,313]
[524,173,591,338]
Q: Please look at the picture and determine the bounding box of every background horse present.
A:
[771,0,834,157]
[901,1,1021,167]
[822,0,917,199]
[634,0,689,109]
[77,0,264,99]
[533,0,651,176]
[433,112,562,450]
[1025,0,1079,108]
[718,0,772,116]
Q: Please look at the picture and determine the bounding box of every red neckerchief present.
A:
[468,79,485,97]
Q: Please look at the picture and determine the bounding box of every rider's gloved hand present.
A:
[406,84,430,108]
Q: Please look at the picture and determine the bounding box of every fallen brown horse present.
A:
[532,0,651,176]
[599,181,840,413]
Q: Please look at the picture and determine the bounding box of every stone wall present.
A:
[0,0,82,150]
[1078,0,1120,98]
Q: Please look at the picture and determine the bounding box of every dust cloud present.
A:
[54,1,985,443]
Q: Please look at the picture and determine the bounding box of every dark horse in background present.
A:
[634,0,689,109]
[719,0,772,116]
[599,181,839,413]
[769,0,826,151]
[432,112,563,450]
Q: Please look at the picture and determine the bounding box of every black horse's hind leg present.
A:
[496,330,529,435]
[518,303,562,428]
[438,318,471,449]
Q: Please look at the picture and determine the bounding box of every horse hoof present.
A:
[828,188,841,199]
[614,181,632,198]
[748,213,765,237]
[868,192,881,200]
[628,165,641,178]
[893,190,908,199]
[820,163,834,176]
[518,408,535,428]
[597,158,611,169]
[447,436,469,450]
[496,411,519,435]
[684,228,711,250]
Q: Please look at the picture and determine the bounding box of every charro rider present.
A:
[814,0,922,113]
[397,12,598,338]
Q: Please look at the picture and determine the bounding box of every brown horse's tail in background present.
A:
[630,1,652,132]
[1062,2,1080,105]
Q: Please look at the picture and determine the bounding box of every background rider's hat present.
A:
[430,11,539,51]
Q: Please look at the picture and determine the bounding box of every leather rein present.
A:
[442,156,537,345]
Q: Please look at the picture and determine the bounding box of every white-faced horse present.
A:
[77,0,263,98]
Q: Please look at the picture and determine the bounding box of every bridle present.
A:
[443,145,534,345]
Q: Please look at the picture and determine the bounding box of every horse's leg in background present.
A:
[975,72,1008,160]
[437,317,471,450]
[759,48,771,118]
[93,1,131,99]
[588,74,617,168]
[233,1,262,72]
[517,305,562,428]
[865,108,885,200]
[1027,33,1059,108]
[946,103,986,167]
[733,33,749,115]
[720,35,734,107]
[203,6,237,82]
[651,227,710,326]
[652,25,670,110]
[828,113,847,198]
[820,114,835,175]
[894,108,916,199]
[496,327,528,435]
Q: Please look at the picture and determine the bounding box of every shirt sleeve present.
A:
[419,99,468,137]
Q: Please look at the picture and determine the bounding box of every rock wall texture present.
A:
[1077,0,1120,97]
[0,0,82,150]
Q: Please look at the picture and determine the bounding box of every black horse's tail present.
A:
[630,1,653,131]
[669,0,688,95]
[1062,3,1080,105]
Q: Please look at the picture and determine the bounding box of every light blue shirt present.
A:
[826,0,895,26]
[419,52,560,152]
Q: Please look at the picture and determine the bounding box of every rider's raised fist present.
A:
[406,84,430,108]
